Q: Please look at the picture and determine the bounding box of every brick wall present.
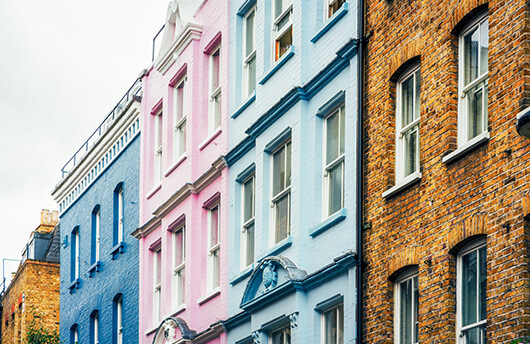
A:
[363,0,530,342]
[0,261,60,344]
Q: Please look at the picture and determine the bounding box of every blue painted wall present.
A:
[227,0,359,342]
[59,134,140,344]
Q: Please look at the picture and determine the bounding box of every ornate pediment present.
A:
[152,317,197,344]
[240,256,307,310]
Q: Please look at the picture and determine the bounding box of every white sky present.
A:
[0,0,170,283]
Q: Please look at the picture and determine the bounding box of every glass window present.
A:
[172,226,185,307]
[242,175,255,268]
[209,46,222,134]
[271,323,291,344]
[396,66,420,181]
[271,141,291,244]
[71,229,80,281]
[457,240,487,344]
[273,0,293,61]
[71,324,79,344]
[243,8,257,98]
[153,248,162,324]
[115,296,123,344]
[208,204,221,290]
[173,77,187,160]
[322,304,344,344]
[394,269,419,344]
[459,14,488,144]
[91,311,99,344]
[154,111,163,184]
[114,185,124,245]
[92,207,100,264]
[325,106,345,216]
[327,0,345,18]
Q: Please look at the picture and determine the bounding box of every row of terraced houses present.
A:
[47,0,530,343]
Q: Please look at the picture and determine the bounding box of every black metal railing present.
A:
[60,79,142,178]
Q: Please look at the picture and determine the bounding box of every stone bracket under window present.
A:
[110,241,125,259]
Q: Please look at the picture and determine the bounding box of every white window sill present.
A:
[164,154,187,177]
[144,325,159,336]
[442,132,490,164]
[199,128,222,151]
[197,288,221,305]
[382,171,422,199]
[168,304,186,317]
[146,184,162,200]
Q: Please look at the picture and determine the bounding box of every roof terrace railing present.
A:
[152,24,166,61]
[60,78,142,178]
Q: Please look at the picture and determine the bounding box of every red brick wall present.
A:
[363,0,530,342]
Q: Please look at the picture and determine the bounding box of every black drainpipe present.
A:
[356,0,365,342]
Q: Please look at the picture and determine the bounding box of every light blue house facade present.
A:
[225,0,359,342]
[52,81,141,344]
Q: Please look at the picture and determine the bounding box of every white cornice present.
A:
[154,23,203,75]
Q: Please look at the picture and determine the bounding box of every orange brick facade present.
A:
[0,261,60,344]
[363,0,530,343]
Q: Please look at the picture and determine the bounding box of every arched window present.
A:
[394,267,419,344]
[91,205,101,264]
[113,183,124,245]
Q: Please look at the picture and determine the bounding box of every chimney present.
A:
[36,209,59,234]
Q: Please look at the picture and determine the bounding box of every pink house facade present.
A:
[132,1,229,343]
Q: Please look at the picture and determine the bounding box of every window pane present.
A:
[246,223,255,266]
[212,248,220,288]
[175,83,185,121]
[245,11,255,56]
[177,268,185,305]
[178,121,186,156]
[400,279,413,344]
[462,250,478,327]
[467,84,484,140]
[324,305,343,344]
[210,206,219,247]
[404,126,418,177]
[328,163,343,215]
[339,108,345,156]
[327,111,339,164]
[243,178,254,222]
[275,194,289,242]
[479,246,487,321]
[273,147,286,195]
[401,75,414,127]
[464,27,480,85]
[275,0,284,18]
[156,250,162,285]
[328,0,345,18]
[214,93,221,129]
[465,326,481,344]
[247,55,256,96]
[414,276,419,344]
[211,50,220,91]
[174,230,184,266]
[156,113,163,147]
[480,20,488,75]
[414,71,421,121]
[276,27,292,60]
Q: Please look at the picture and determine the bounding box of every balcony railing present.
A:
[60,79,142,178]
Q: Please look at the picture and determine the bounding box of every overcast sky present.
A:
[0,0,170,283]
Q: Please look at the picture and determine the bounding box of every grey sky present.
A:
[0,0,169,281]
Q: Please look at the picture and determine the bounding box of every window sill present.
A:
[168,304,186,317]
[231,91,256,119]
[88,261,101,277]
[382,171,422,199]
[110,242,125,259]
[311,2,349,43]
[68,279,80,293]
[145,325,159,336]
[199,128,222,151]
[229,264,254,285]
[197,288,221,305]
[257,236,293,262]
[164,155,187,177]
[309,208,347,237]
[146,184,162,200]
[442,132,490,164]
[259,46,295,85]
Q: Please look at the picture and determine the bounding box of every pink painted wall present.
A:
[138,0,229,343]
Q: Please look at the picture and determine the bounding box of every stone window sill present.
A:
[164,154,187,177]
[199,128,222,151]
[257,236,293,262]
[309,208,347,237]
[259,46,295,85]
[232,91,256,119]
[68,279,80,293]
[311,2,348,43]
[110,242,124,259]
[229,264,254,285]
[197,288,221,305]
[442,132,490,164]
[146,184,162,200]
[88,261,101,277]
[382,171,422,199]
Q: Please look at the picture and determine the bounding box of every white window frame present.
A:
[456,239,487,344]
[154,111,163,184]
[321,303,344,344]
[116,297,123,344]
[394,268,419,344]
[395,65,420,182]
[95,209,100,262]
[270,323,291,344]
[92,312,99,344]
[243,7,257,98]
[153,248,162,324]
[323,105,345,218]
[207,204,221,291]
[325,0,345,20]
[117,188,124,243]
[272,0,293,62]
[270,141,291,246]
[173,77,187,160]
[241,175,255,269]
[208,45,222,135]
[458,13,488,146]
[172,225,185,308]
